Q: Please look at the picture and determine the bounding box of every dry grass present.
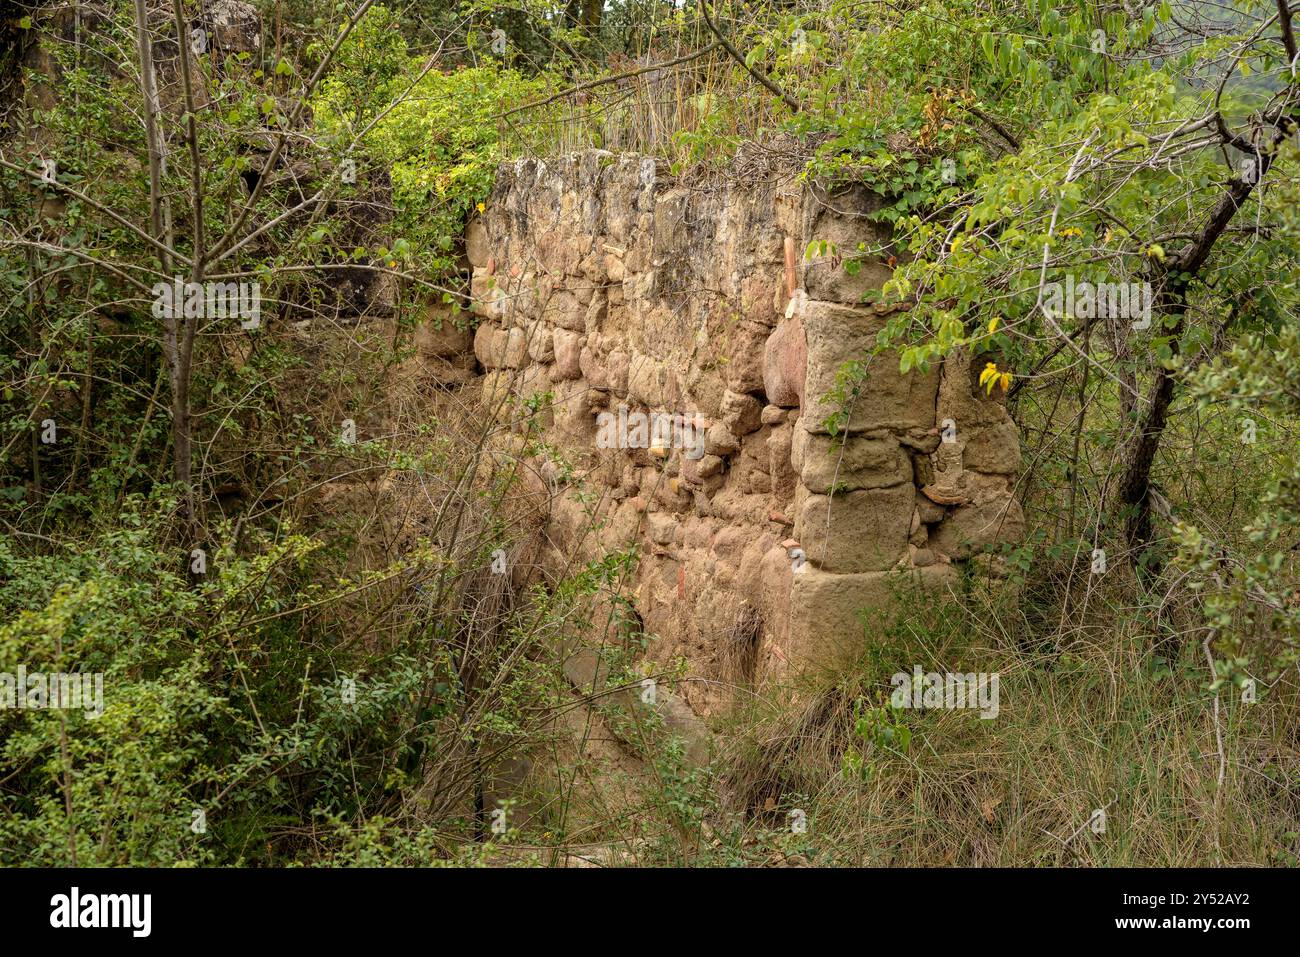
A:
[710,576,1300,867]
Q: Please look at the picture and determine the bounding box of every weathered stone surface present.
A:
[627,354,666,407]
[525,321,554,362]
[802,184,895,304]
[473,322,506,368]
[704,422,740,457]
[937,348,1012,431]
[419,307,472,359]
[725,320,771,393]
[682,453,724,483]
[578,343,607,389]
[542,290,586,331]
[796,431,911,494]
[470,268,505,318]
[503,326,528,369]
[206,0,263,54]
[960,420,1021,475]
[762,315,806,408]
[607,350,630,396]
[552,328,583,380]
[916,490,947,525]
[801,300,939,433]
[720,390,762,435]
[929,495,1025,560]
[795,484,914,572]
[767,423,798,499]
[788,564,959,670]
[465,218,490,268]
[468,149,1023,718]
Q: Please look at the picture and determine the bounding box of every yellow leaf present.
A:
[988,316,1000,334]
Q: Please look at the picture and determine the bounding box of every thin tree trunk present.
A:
[1114,174,1258,568]
[132,0,195,525]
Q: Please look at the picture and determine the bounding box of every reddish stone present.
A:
[763,315,807,408]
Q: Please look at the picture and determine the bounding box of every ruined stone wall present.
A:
[466,150,1024,716]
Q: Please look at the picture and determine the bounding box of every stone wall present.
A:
[465,150,1024,715]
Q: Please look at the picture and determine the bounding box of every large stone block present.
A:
[541,289,586,331]
[794,484,913,572]
[473,321,504,368]
[552,328,583,380]
[929,494,1025,560]
[788,564,959,672]
[801,300,939,433]
[470,268,506,319]
[796,431,911,494]
[465,218,490,268]
[763,315,806,408]
[502,326,528,369]
[767,422,798,500]
[937,348,1012,432]
[525,320,554,363]
[956,421,1021,475]
[627,353,667,407]
[801,184,895,304]
[724,319,770,393]
[420,308,472,359]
